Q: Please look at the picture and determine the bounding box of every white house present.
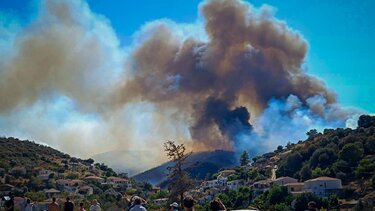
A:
[227,180,243,190]
[106,177,131,188]
[217,176,228,188]
[56,179,85,193]
[201,180,219,189]
[303,177,342,197]
[285,183,305,195]
[252,180,271,196]
[272,176,298,186]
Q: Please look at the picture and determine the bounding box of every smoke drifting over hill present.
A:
[0,0,359,169]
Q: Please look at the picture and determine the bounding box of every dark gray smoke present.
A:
[191,97,253,150]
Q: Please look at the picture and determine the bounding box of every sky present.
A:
[2,0,373,112]
[0,0,374,171]
[89,0,375,113]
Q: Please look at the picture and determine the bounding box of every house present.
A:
[303,177,342,197]
[217,176,228,188]
[70,179,85,187]
[56,179,85,193]
[44,188,61,198]
[78,185,93,196]
[84,176,105,183]
[106,177,131,188]
[252,180,271,190]
[272,177,298,186]
[252,180,271,196]
[201,180,219,189]
[38,170,56,181]
[227,180,243,190]
[9,167,26,176]
[218,169,236,178]
[285,183,305,195]
[151,187,161,194]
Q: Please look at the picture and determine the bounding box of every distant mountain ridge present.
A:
[91,150,157,176]
[133,150,238,186]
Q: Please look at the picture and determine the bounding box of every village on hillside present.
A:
[0,156,346,210]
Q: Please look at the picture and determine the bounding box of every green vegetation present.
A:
[276,115,375,187]
[240,151,250,166]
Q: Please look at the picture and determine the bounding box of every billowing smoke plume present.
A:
[0,0,360,171]
[116,0,354,152]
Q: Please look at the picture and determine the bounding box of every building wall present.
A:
[304,180,342,197]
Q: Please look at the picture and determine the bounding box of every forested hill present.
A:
[0,137,117,178]
[1,137,67,160]
[274,115,375,196]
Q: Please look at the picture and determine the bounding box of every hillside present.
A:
[0,137,116,178]
[0,137,133,210]
[175,114,375,210]
[0,137,68,168]
[244,114,375,209]
[274,115,375,188]
[133,150,237,186]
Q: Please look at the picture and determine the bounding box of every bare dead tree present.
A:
[164,140,194,206]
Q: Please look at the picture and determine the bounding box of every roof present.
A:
[305,177,341,182]
[285,182,304,186]
[274,176,297,181]
[44,188,60,193]
[79,185,93,190]
[85,176,103,180]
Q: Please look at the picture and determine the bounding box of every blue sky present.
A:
[1,0,374,113]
